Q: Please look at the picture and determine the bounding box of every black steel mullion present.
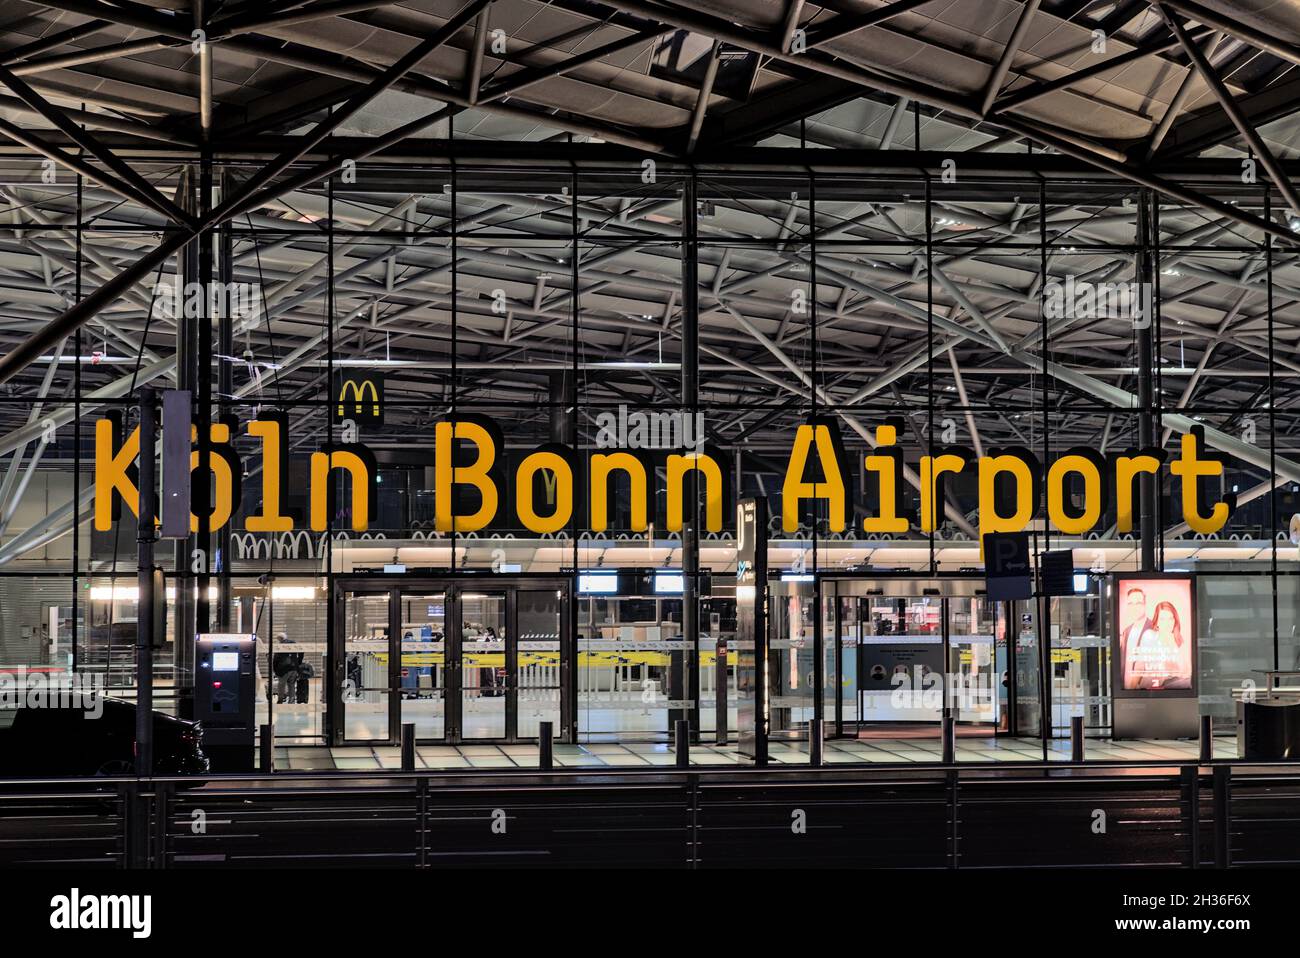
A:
[833,589,843,737]
[506,587,519,742]
[1267,186,1279,669]
[449,583,462,744]
[72,153,82,675]
[389,586,401,745]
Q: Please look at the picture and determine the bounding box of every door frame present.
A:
[330,575,572,746]
[817,576,1002,738]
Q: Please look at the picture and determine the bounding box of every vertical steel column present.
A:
[1266,187,1279,669]
[217,172,234,629]
[1005,600,1018,736]
[1137,191,1157,571]
[324,118,338,744]
[568,162,580,744]
[136,388,157,777]
[195,147,213,638]
[809,175,823,737]
[1038,182,1052,759]
[832,588,842,736]
[174,169,197,714]
[72,166,83,674]
[941,597,951,748]
[682,173,701,739]
[925,175,935,571]
[1038,595,1052,758]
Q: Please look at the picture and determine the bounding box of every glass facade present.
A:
[1,159,1295,759]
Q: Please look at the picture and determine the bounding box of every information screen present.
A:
[577,572,619,594]
[212,652,239,671]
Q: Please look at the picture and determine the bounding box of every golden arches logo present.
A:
[337,378,380,418]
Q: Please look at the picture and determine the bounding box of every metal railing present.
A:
[1,760,1298,868]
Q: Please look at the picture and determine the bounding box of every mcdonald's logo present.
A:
[333,371,384,424]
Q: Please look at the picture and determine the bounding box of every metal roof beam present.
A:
[1151,72,1300,160]
[803,0,935,49]
[980,0,1042,117]
[211,0,490,222]
[1157,3,1300,217]
[1160,0,1300,69]
[0,59,194,225]
[989,24,1212,114]
[477,25,672,104]
[0,16,113,63]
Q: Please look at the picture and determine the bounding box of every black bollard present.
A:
[539,722,553,770]
[809,719,824,767]
[401,722,415,771]
[675,719,690,768]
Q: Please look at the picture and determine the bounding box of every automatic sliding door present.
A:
[338,590,393,743]
[832,594,862,732]
[947,595,998,727]
[457,589,507,740]
[516,589,562,739]
[335,579,569,745]
[768,583,816,738]
[398,590,447,742]
[1014,600,1045,738]
[821,589,841,735]
[858,593,943,737]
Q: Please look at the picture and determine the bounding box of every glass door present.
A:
[334,577,571,745]
[826,579,998,743]
[452,588,508,740]
[516,588,563,740]
[947,594,998,728]
[1047,593,1109,738]
[397,590,447,742]
[337,588,394,743]
[1013,599,1045,739]
[768,580,817,740]
[857,592,944,736]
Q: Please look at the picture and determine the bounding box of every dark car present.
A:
[0,698,208,777]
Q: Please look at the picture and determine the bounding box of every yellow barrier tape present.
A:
[371,652,723,668]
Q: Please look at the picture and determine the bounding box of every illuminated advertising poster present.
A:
[1113,575,1196,693]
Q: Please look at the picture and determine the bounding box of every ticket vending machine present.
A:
[195,634,257,772]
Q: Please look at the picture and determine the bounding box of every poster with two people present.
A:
[1115,575,1195,692]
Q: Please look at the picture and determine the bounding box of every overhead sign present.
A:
[983,531,1031,601]
[160,389,192,539]
[91,414,1237,539]
[1039,549,1076,597]
[333,370,383,425]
